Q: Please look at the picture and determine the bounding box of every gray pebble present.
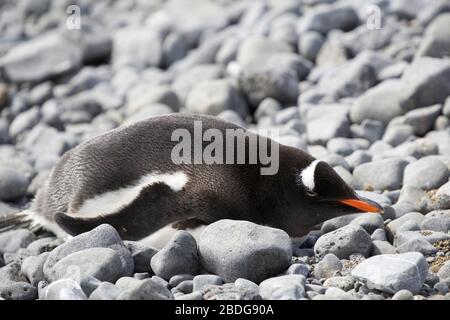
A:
[259,275,306,300]
[0,262,37,300]
[352,158,408,191]
[21,252,49,286]
[0,165,30,201]
[176,280,194,294]
[0,229,36,254]
[199,219,292,283]
[116,277,173,300]
[391,289,414,300]
[352,252,428,294]
[193,274,223,292]
[45,247,123,295]
[40,279,87,300]
[150,231,200,280]
[169,274,194,288]
[89,282,122,300]
[314,253,342,280]
[314,225,372,259]
[403,156,449,190]
[124,241,158,273]
[43,224,133,278]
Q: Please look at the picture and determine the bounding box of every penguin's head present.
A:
[281,157,383,236]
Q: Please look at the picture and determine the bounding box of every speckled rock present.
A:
[259,275,306,300]
[150,231,200,280]
[199,220,292,283]
[314,225,372,259]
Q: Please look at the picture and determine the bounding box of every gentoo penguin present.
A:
[4,114,382,247]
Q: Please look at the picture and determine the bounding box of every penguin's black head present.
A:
[279,157,383,236]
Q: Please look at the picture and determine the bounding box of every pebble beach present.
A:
[1,0,450,301]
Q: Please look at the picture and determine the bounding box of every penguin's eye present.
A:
[306,189,317,197]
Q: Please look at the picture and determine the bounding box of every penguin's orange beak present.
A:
[339,198,383,214]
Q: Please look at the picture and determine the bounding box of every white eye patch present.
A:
[298,159,321,192]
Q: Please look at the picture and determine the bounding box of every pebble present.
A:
[0,165,30,201]
[116,277,173,300]
[298,31,324,62]
[150,231,200,280]
[21,252,49,286]
[345,150,372,170]
[45,248,123,295]
[43,224,133,278]
[420,210,450,232]
[433,183,450,211]
[234,278,260,297]
[89,282,122,300]
[434,282,450,295]
[314,225,372,259]
[0,262,37,300]
[299,4,359,34]
[350,119,384,143]
[314,253,342,279]
[0,32,82,82]
[306,113,350,145]
[399,57,450,112]
[1,0,450,302]
[417,13,450,58]
[383,124,415,147]
[327,138,369,157]
[26,237,59,255]
[394,230,450,247]
[124,241,158,273]
[397,238,438,256]
[371,229,387,242]
[203,283,260,300]
[371,240,398,256]
[186,79,248,118]
[349,213,385,234]
[198,219,292,283]
[176,280,194,294]
[112,27,162,69]
[259,275,306,300]
[403,157,449,190]
[350,80,405,125]
[193,274,223,292]
[169,274,194,288]
[175,291,203,300]
[391,289,414,300]
[254,98,282,121]
[438,261,450,282]
[321,287,355,300]
[401,104,443,136]
[236,36,292,72]
[0,229,36,254]
[285,263,310,278]
[352,158,408,191]
[238,60,299,107]
[386,212,426,239]
[321,214,361,234]
[323,276,355,291]
[351,252,429,294]
[40,279,87,300]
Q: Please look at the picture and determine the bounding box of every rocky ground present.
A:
[1,0,450,300]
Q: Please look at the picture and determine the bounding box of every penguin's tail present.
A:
[0,209,43,233]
